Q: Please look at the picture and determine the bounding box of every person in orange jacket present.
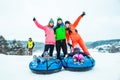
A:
[65,12,91,56]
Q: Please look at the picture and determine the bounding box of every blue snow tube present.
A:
[62,55,95,71]
[29,58,62,74]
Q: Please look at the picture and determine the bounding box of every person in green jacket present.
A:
[54,17,67,59]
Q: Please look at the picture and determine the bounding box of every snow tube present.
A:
[62,48,95,71]
[62,56,95,71]
[29,58,62,74]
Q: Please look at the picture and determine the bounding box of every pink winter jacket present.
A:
[34,20,55,45]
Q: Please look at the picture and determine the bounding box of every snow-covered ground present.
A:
[0,50,120,80]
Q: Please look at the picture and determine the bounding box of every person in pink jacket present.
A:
[33,17,55,57]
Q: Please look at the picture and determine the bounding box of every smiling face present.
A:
[49,22,54,27]
[57,20,63,24]
[65,23,70,28]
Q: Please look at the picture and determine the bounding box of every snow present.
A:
[0,50,120,80]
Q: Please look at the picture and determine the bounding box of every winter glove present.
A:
[68,43,72,47]
[86,54,92,58]
[33,17,36,21]
[81,12,86,17]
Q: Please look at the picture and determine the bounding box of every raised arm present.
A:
[33,17,46,30]
[72,12,85,28]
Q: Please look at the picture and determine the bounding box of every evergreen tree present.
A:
[0,35,9,54]
[9,40,26,55]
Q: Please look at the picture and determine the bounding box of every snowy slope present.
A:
[0,50,120,80]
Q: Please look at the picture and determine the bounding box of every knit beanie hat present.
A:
[57,17,62,21]
[49,18,54,24]
[65,21,70,24]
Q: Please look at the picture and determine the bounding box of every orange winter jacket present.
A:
[66,15,90,55]
[66,15,82,43]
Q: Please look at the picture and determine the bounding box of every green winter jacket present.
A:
[54,24,66,41]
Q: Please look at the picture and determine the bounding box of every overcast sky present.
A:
[0,0,120,42]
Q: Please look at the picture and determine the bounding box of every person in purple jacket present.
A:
[33,17,55,57]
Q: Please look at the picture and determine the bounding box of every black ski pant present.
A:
[43,44,54,57]
[56,39,67,59]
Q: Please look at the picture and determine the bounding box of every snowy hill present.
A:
[0,50,120,80]
[88,39,120,53]
[1,35,120,55]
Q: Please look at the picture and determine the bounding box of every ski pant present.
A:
[56,39,67,59]
[72,37,90,55]
[43,44,54,57]
[28,48,33,55]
